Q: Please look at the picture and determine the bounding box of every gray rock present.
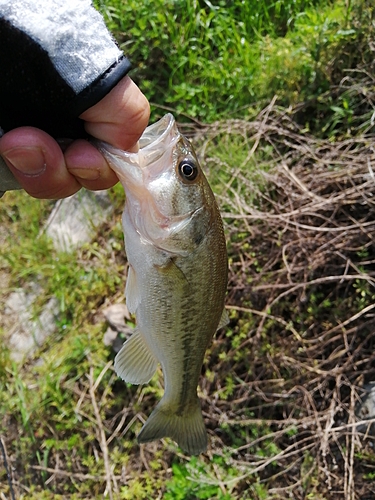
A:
[43,189,113,252]
[356,382,375,436]
[103,326,127,353]
[102,303,133,353]
[4,287,59,362]
[103,303,131,330]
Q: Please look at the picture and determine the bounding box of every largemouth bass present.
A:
[99,114,228,455]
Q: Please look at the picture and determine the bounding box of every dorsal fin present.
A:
[217,308,229,330]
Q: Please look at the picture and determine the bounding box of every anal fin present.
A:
[114,329,158,385]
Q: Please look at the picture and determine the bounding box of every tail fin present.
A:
[137,397,207,455]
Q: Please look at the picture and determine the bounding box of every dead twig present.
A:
[88,362,119,499]
[0,436,15,500]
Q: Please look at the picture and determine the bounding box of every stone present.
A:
[4,287,59,362]
[356,382,375,437]
[102,303,133,353]
[103,303,131,330]
[44,189,113,252]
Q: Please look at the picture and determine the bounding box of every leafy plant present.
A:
[95,0,353,125]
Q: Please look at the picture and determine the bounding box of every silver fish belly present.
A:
[99,114,228,455]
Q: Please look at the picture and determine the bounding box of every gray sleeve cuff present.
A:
[0,155,22,197]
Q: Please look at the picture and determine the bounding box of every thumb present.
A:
[80,76,150,150]
[1,142,46,177]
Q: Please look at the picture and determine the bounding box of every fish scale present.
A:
[99,114,228,455]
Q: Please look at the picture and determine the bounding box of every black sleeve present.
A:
[0,1,131,139]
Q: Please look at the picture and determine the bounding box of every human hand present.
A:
[0,76,150,199]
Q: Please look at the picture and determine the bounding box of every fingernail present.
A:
[2,147,46,176]
[69,167,100,181]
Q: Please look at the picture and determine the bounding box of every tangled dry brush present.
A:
[195,104,375,499]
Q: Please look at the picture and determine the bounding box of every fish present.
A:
[98,113,228,455]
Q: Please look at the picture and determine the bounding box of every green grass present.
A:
[2,0,375,498]
[95,0,354,127]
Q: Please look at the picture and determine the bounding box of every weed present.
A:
[165,456,235,500]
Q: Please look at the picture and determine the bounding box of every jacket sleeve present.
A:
[0,0,132,196]
[0,0,131,139]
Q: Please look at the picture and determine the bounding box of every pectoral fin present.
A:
[125,265,140,314]
[114,329,158,385]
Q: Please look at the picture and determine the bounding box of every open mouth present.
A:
[139,113,177,150]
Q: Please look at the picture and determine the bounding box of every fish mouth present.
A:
[98,113,180,183]
[138,113,180,152]
[137,113,181,172]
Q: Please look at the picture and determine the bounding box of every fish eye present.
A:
[178,160,198,182]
